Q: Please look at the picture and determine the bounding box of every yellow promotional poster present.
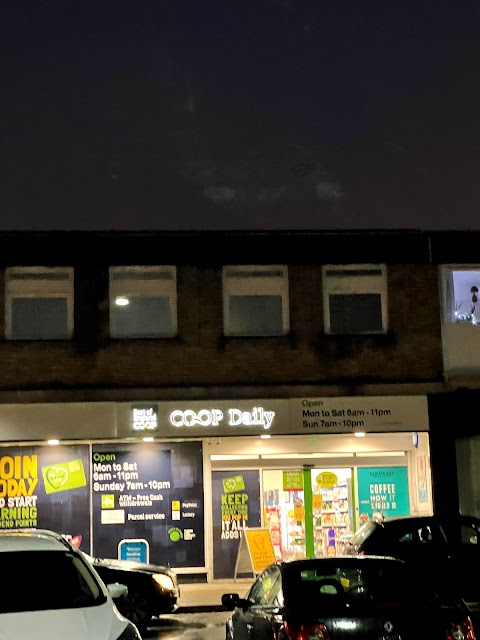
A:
[244,528,276,574]
[294,505,305,520]
[313,493,323,509]
[316,471,338,488]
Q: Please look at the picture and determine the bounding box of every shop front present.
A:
[203,394,431,578]
[0,395,431,581]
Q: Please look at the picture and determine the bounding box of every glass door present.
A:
[263,469,306,561]
[311,468,354,557]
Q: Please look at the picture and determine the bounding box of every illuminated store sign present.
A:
[169,407,275,430]
[131,405,158,431]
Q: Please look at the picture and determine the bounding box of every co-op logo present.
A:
[169,407,275,430]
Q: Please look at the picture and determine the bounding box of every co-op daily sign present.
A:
[169,407,275,430]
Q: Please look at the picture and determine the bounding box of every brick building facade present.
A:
[0,228,477,578]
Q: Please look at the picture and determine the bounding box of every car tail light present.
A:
[284,622,329,640]
[446,618,476,640]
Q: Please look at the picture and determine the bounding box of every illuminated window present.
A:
[441,267,480,325]
[109,266,177,338]
[323,265,388,335]
[6,267,74,340]
[222,265,289,336]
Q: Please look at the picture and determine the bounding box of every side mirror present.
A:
[107,583,128,600]
[221,593,241,611]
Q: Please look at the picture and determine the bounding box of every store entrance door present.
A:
[262,468,354,560]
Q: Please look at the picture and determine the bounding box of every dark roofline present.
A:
[0,228,423,238]
[0,228,476,265]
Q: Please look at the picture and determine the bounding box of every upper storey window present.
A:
[442,267,480,324]
[323,264,388,334]
[6,267,73,340]
[109,266,177,338]
[222,265,290,337]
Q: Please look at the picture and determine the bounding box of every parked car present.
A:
[221,556,474,640]
[0,529,141,640]
[62,534,179,630]
[82,553,179,630]
[343,514,480,610]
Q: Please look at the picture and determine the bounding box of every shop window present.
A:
[109,266,177,339]
[441,267,480,325]
[222,265,289,336]
[6,267,74,340]
[322,264,388,335]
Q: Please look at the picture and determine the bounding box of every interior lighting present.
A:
[210,454,260,461]
[143,437,154,442]
[47,439,60,446]
[115,296,130,306]
[260,434,272,439]
[356,451,405,457]
[260,452,354,460]
[354,431,366,438]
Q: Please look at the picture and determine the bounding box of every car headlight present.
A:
[116,622,142,640]
[152,573,174,590]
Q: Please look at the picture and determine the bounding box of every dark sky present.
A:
[2,0,480,230]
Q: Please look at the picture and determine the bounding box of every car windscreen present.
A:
[0,550,107,613]
[282,560,445,609]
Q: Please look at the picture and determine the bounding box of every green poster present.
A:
[222,475,246,493]
[42,459,87,494]
[282,470,304,491]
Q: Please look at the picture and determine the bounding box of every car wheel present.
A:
[117,590,152,631]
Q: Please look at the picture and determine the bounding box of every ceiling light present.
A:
[260,452,354,460]
[143,437,154,442]
[210,454,260,461]
[47,439,60,446]
[356,451,405,457]
[260,434,271,440]
[354,431,366,438]
[115,296,129,306]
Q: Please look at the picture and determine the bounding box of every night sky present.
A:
[2,1,480,230]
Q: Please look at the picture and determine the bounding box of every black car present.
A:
[83,553,179,630]
[61,533,180,630]
[343,514,480,611]
[221,556,474,640]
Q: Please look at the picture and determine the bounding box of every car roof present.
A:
[380,514,480,526]
[281,555,404,569]
[0,529,73,553]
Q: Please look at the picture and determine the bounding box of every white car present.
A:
[0,529,142,640]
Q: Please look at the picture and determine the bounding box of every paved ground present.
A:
[176,580,251,613]
[146,611,228,639]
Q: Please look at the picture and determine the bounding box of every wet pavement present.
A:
[144,611,228,640]
[175,580,251,613]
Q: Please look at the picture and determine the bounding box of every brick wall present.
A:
[0,263,443,391]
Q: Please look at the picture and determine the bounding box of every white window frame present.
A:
[5,266,74,340]
[222,265,290,337]
[322,264,388,335]
[109,265,177,338]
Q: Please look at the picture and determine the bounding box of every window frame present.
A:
[5,266,74,340]
[322,264,388,335]
[222,264,290,337]
[109,265,178,339]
